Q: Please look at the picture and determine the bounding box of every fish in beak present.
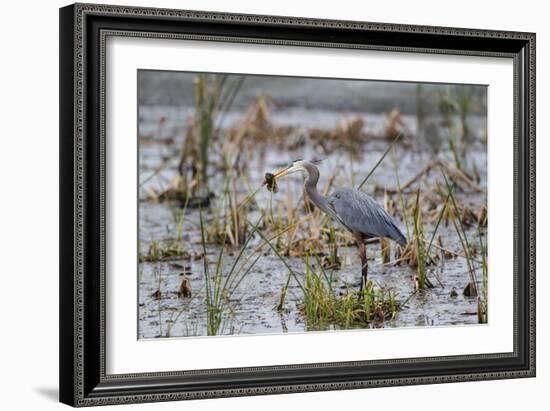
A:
[262,162,305,193]
[263,172,279,193]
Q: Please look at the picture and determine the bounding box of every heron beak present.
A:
[272,166,291,179]
[273,164,301,180]
[262,164,302,190]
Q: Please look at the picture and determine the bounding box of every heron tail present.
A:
[395,232,407,247]
[388,221,407,246]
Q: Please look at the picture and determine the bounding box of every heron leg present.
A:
[354,233,368,292]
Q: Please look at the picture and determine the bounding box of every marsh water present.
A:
[138,101,487,339]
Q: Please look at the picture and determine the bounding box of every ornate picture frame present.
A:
[59,3,535,407]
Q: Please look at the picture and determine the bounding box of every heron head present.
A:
[268,159,322,181]
[273,159,306,179]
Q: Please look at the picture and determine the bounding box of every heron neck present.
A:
[303,165,331,215]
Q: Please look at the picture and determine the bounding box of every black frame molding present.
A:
[60,3,535,407]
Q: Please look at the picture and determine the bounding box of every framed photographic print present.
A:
[59,3,536,407]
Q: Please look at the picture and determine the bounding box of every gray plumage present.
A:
[328,188,407,246]
[295,160,406,246]
[273,159,407,290]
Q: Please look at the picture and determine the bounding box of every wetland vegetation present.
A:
[138,71,488,338]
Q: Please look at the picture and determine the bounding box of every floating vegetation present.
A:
[139,239,204,262]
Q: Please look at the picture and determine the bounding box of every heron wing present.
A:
[328,188,407,245]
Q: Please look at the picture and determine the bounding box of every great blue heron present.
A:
[266,159,407,291]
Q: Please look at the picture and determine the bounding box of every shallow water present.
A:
[138,107,487,339]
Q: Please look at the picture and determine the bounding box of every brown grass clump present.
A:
[380,193,393,263]
[384,109,406,139]
[463,282,478,297]
[395,234,435,267]
[380,237,391,264]
[279,211,326,257]
[220,95,312,166]
[146,175,188,203]
[334,116,365,141]
[226,94,273,144]
[178,273,192,298]
[139,240,203,263]
[376,159,483,196]
[477,204,488,227]
[288,237,326,257]
[437,235,455,259]
[445,203,487,229]
[177,115,204,194]
[460,205,478,227]
[207,188,250,248]
[310,116,366,155]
